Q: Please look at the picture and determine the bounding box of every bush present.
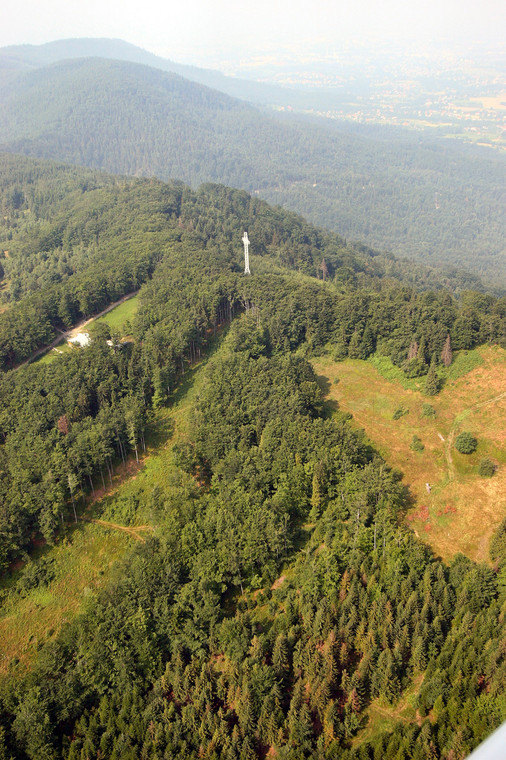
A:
[421,403,436,418]
[402,357,427,378]
[455,432,478,454]
[478,458,495,477]
[393,407,409,420]
[17,557,56,595]
[410,435,425,452]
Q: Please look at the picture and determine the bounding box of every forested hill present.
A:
[0,55,504,285]
[0,154,505,758]
[0,153,490,371]
[0,37,302,108]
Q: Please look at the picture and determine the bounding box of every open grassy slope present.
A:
[0,525,130,678]
[0,330,223,679]
[313,344,506,563]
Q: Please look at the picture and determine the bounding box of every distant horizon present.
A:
[0,34,504,81]
[1,0,505,71]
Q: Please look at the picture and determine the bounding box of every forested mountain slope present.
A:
[1,293,505,759]
[0,155,505,758]
[0,153,488,370]
[0,37,304,108]
[0,55,504,285]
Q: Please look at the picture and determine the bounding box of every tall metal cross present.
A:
[242,232,251,274]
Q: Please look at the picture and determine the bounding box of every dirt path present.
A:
[12,290,139,371]
[444,428,456,481]
[473,391,506,410]
[82,517,154,543]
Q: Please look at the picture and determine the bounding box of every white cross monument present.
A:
[242,231,251,275]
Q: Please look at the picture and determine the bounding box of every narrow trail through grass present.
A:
[351,674,425,748]
[82,518,155,543]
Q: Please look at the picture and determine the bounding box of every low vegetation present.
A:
[313,345,506,563]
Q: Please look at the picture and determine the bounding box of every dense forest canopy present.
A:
[0,55,504,285]
[0,155,504,758]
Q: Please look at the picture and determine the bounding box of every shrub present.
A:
[421,403,436,418]
[478,458,495,477]
[455,432,478,454]
[410,435,425,452]
[393,407,409,420]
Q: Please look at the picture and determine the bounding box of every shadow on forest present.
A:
[145,415,175,448]
[314,372,340,418]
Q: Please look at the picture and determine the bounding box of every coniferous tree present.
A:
[424,357,440,396]
[441,334,453,367]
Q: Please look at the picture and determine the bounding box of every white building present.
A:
[68,332,91,347]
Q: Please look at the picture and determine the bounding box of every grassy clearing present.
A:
[352,675,424,748]
[0,524,130,678]
[313,345,506,563]
[93,293,139,333]
[34,338,75,365]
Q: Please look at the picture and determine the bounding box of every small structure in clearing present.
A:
[68,332,91,347]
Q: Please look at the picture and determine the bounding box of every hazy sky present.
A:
[1,0,505,64]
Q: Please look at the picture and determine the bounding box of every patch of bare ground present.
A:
[271,575,286,591]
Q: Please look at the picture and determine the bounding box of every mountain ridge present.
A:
[0,54,504,285]
[0,37,308,108]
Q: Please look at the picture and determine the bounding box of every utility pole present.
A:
[242,232,251,275]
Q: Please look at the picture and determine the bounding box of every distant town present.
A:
[234,44,506,150]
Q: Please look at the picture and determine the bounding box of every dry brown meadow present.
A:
[313,345,506,563]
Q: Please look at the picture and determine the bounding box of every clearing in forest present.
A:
[33,293,140,367]
[0,330,223,677]
[0,525,130,678]
[313,345,506,563]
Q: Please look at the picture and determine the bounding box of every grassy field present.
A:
[35,338,75,365]
[313,345,506,563]
[92,293,139,333]
[0,525,130,678]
